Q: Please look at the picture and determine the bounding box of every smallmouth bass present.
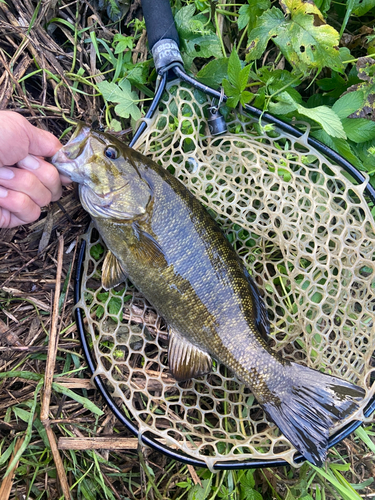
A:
[52,124,365,466]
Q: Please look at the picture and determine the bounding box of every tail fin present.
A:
[262,363,365,466]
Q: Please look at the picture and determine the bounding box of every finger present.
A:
[0,166,52,207]
[23,119,62,158]
[17,155,63,201]
[60,174,72,185]
[0,112,62,165]
[0,206,36,229]
[0,187,41,227]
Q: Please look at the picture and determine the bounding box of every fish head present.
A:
[52,123,152,220]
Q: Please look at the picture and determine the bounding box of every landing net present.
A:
[77,84,375,466]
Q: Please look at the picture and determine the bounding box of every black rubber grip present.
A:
[141,0,180,50]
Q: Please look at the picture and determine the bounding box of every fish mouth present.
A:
[52,122,91,180]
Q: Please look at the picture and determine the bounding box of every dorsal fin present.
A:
[102,250,127,290]
[169,329,212,382]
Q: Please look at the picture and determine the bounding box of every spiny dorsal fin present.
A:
[102,250,127,290]
[169,329,212,382]
[132,222,166,266]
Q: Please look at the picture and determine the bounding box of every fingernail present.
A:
[0,168,15,180]
[18,155,40,170]
[0,186,8,197]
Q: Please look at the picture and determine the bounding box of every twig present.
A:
[40,236,72,500]
[58,437,139,450]
[0,437,25,499]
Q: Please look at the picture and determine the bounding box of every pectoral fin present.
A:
[102,250,127,290]
[169,329,212,382]
[132,222,166,266]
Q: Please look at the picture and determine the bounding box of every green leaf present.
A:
[332,91,365,118]
[175,4,202,39]
[238,0,271,32]
[240,91,254,106]
[228,50,242,87]
[314,0,332,14]
[52,383,104,416]
[269,91,299,115]
[113,35,133,54]
[296,103,346,138]
[187,478,212,500]
[353,0,375,16]
[312,129,363,169]
[108,296,123,319]
[271,91,345,138]
[240,469,255,490]
[239,64,251,92]
[342,117,375,143]
[175,4,223,63]
[309,464,363,500]
[196,58,228,87]
[185,34,223,59]
[222,79,240,107]
[13,407,31,423]
[355,426,375,453]
[90,243,105,261]
[247,0,342,75]
[97,79,141,121]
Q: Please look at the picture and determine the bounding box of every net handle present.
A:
[141,0,179,50]
[141,0,184,73]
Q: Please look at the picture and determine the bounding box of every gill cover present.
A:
[52,124,152,220]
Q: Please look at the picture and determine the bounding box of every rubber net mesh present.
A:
[78,84,375,467]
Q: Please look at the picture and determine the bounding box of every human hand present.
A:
[0,111,71,228]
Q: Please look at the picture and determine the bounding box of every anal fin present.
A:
[169,329,212,382]
[102,250,127,290]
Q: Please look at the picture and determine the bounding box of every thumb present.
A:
[23,120,62,158]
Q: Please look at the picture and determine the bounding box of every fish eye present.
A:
[104,146,119,160]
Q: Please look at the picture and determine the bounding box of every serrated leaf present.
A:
[223,79,240,107]
[186,34,223,59]
[269,93,298,114]
[187,478,212,500]
[342,117,375,143]
[296,103,346,138]
[247,0,342,75]
[222,78,239,98]
[197,58,228,87]
[313,129,363,169]
[238,0,271,32]
[332,91,365,118]
[98,79,141,121]
[239,64,251,92]
[240,470,255,490]
[227,95,240,108]
[228,50,242,87]
[108,296,123,318]
[240,91,254,106]
[174,4,196,39]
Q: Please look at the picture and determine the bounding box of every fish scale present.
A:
[52,124,366,466]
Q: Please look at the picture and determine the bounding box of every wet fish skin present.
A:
[52,124,365,466]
